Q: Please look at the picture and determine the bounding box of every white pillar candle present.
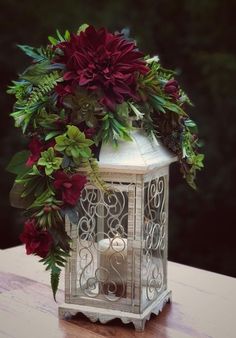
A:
[98,237,127,297]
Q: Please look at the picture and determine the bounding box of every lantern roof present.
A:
[98,129,177,173]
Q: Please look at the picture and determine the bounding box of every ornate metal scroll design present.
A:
[143,176,167,301]
[76,182,132,301]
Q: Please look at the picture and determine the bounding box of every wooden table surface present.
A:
[0,246,235,338]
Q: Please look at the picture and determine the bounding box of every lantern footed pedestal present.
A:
[59,289,172,331]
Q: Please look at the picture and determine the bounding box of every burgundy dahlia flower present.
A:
[20,219,53,258]
[53,171,87,206]
[55,25,149,110]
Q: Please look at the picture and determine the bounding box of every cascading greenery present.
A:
[6,24,204,299]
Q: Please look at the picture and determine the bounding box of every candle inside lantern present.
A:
[98,237,127,298]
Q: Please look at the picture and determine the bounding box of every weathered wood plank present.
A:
[0,246,235,338]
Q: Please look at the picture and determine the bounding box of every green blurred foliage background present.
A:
[1,0,236,276]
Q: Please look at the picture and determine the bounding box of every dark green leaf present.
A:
[21,61,51,85]
[9,182,34,209]
[6,150,30,176]
[184,119,198,133]
[51,267,61,301]
[17,45,50,62]
[45,130,61,141]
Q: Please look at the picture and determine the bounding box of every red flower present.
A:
[20,219,53,258]
[26,138,56,167]
[54,25,149,110]
[53,171,87,206]
[26,138,44,166]
[164,79,180,100]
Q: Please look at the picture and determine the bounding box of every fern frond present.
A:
[39,247,70,301]
[27,71,61,106]
[7,80,32,101]
[10,71,61,132]
[51,267,60,301]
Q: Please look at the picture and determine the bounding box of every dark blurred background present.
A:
[1,0,236,277]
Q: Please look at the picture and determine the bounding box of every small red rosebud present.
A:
[164,79,180,100]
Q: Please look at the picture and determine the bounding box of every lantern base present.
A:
[58,289,171,331]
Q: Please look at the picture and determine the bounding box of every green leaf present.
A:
[9,182,34,209]
[65,30,70,41]
[77,23,89,34]
[128,102,144,119]
[80,148,91,157]
[116,102,129,118]
[45,130,61,141]
[95,112,132,146]
[45,167,53,176]
[6,150,30,176]
[70,147,80,158]
[39,247,70,301]
[55,125,94,163]
[55,134,66,146]
[184,119,198,133]
[17,45,52,62]
[37,148,62,176]
[37,158,47,165]
[21,61,51,84]
[67,125,80,139]
[48,36,58,46]
[56,29,64,42]
[165,101,185,115]
[152,95,166,105]
[149,95,166,113]
[48,29,71,46]
[149,94,186,115]
[51,267,61,301]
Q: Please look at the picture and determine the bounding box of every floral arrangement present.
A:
[7,24,204,299]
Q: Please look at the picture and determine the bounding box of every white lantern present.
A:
[59,129,177,331]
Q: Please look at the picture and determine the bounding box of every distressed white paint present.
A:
[98,129,177,173]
